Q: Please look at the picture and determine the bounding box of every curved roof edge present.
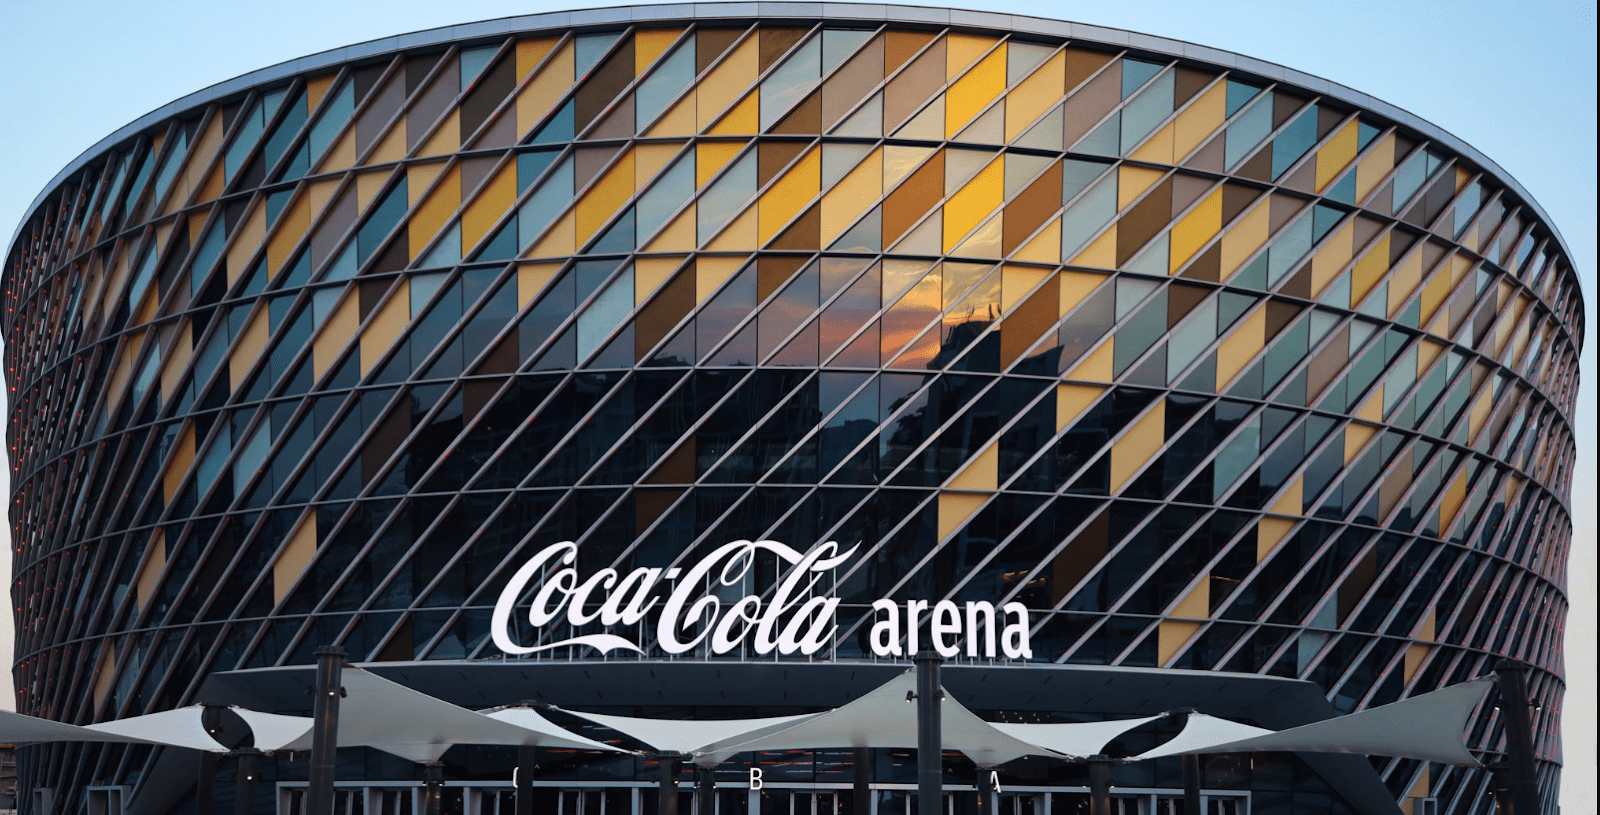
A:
[5,1,1578,269]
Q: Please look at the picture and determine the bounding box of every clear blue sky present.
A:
[0,1,1592,808]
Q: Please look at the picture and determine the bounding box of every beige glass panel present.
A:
[635,141,684,187]
[1169,187,1221,272]
[1266,476,1304,517]
[938,491,989,540]
[758,147,820,243]
[947,442,999,491]
[1014,217,1061,264]
[313,292,361,378]
[697,141,746,187]
[159,322,193,400]
[517,36,560,80]
[576,149,637,245]
[360,279,412,375]
[698,36,759,130]
[1056,384,1103,431]
[709,92,759,135]
[1065,339,1113,381]
[1110,399,1165,491]
[1117,166,1163,210]
[821,147,882,244]
[945,43,1005,137]
[1215,305,1265,388]
[409,164,461,258]
[1172,80,1225,161]
[229,308,271,391]
[356,168,395,211]
[1315,119,1359,192]
[305,73,337,110]
[418,109,463,157]
[162,424,196,503]
[135,531,167,612]
[942,156,1003,250]
[462,161,518,250]
[266,191,311,274]
[1257,518,1295,561]
[1004,50,1064,141]
[92,647,116,709]
[946,33,998,80]
[1130,124,1174,165]
[645,206,697,251]
[635,28,684,74]
[273,514,318,604]
[518,262,563,307]
[1218,200,1268,277]
[516,41,575,136]
[1309,221,1360,299]
[1158,621,1203,666]
[1355,132,1395,203]
[1069,227,1117,269]
[165,113,226,215]
[526,210,576,257]
[1345,230,1388,303]
[1387,250,1425,316]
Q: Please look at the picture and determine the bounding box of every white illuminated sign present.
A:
[491,540,1032,659]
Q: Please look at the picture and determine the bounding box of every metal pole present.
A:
[308,645,347,815]
[694,764,715,815]
[1087,757,1111,815]
[854,746,872,815]
[198,702,227,815]
[916,657,943,815]
[515,745,537,815]
[234,749,261,815]
[974,767,994,815]
[422,761,444,815]
[1182,754,1201,815]
[658,755,682,815]
[1495,662,1543,815]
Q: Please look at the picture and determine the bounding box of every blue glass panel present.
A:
[1121,58,1163,98]
[697,149,756,244]
[1271,106,1319,179]
[823,29,874,73]
[461,46,498,90]
[1120,69,1174,153]
[636,154,694,245]
[636,42,695,131]
[587,206,635,254]
[530,99,575,144]
[517,149,559,194]
[1225,80,1260,117]
[357,178,408,264]
[517,156,575,249]
[1059,174,1117,258]
[575,31,623,77]
[761,34,822,130]
[1224,94,1272,168]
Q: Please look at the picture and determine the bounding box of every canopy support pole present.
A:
[853,746,871,815]
[657,755,682,815]
[197,703,224,815]
[1087,757,1112,815]
[1182,754,1201,814]
[515,745,537,815]
[1496,662,1543,815]
[694,764,715,815]
[234,749,261,815]
[309,645,347,815]
[916,657,943,815]
[974,766,995,815]
[422,761,445,815]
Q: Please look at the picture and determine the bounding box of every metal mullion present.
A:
[696,369,822,482]
[122,121,183,230]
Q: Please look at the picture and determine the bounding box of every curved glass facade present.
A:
[4,7,1582,813]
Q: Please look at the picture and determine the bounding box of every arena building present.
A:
[3,5,1582,814]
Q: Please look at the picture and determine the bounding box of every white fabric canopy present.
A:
[1133,677,1494,766]
[991,716,1164,760]
[483,706,655,753]
[1130,714,1274,760]
[552,708,819,757]
[692,669,1048,766]
[0,708,160,745]
[84,706,228,752]
[285,667,626,762]
[231,706,315,752]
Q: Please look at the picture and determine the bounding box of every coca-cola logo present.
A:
[491,540,1032,660]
